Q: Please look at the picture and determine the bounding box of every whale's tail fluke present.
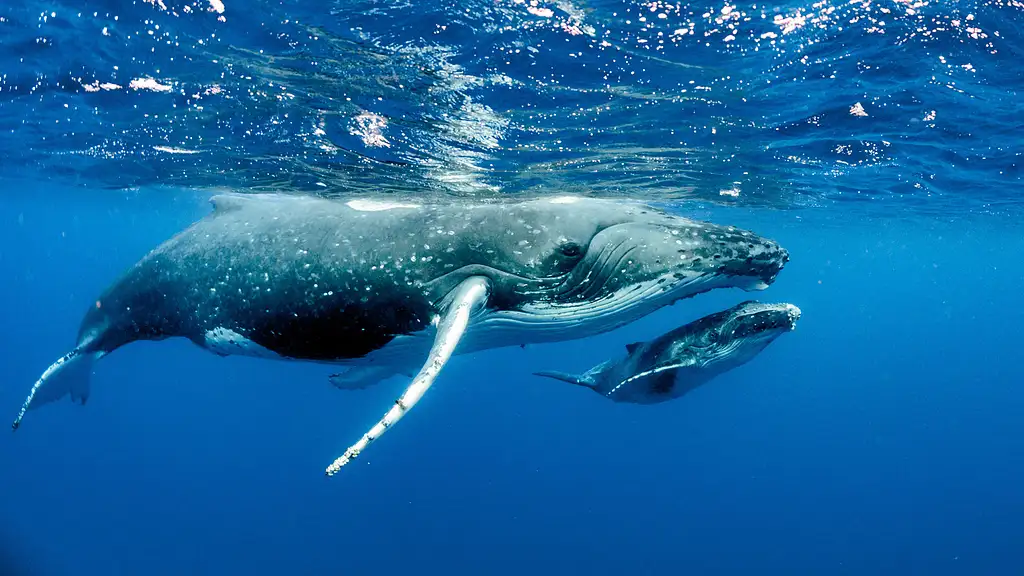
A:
[12,348,99,431]
[533,370,596,389]
[534,359,613,389]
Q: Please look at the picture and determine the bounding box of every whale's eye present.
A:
[707,331,720,343]
[559,241,583,258]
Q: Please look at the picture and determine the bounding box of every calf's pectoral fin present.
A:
[611,362,697,396]
[324,275,491,476]
[327,366,407,391]
[12,348,101,431]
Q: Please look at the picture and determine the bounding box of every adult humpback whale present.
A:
[13,193,789,474]
[535,301,801,404]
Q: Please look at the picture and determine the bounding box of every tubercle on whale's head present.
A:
[719,301,802,339]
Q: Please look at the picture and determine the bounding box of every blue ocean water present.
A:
[2,0,1023,574]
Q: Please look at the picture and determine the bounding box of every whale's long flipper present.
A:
[12,348,99,430]
[325,276,491,475]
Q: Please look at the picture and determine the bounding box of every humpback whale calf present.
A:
[13,193,789,475]
[535,301,800,404]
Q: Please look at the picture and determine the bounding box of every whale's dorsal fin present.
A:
[209,194,255,214]
[625,342,642,354]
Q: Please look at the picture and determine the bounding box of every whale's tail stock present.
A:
[533,370,591,387]
[12,347,100,431]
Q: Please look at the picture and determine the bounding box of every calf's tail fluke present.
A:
[533,371,590,387]
[12,348,97,431]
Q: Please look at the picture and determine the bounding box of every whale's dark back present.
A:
[80,196,452,360]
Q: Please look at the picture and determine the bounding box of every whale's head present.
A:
[456,196,790,343]
[677,300,801,372]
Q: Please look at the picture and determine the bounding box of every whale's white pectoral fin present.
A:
[12,348,99,431]
[325,276,491,475]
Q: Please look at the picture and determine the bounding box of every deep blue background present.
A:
[1,0,1023,572]
[2,182,1023,575]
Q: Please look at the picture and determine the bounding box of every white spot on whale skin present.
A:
[548,196,581,204]
[345,199,421,212]
[203,327,281,359]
